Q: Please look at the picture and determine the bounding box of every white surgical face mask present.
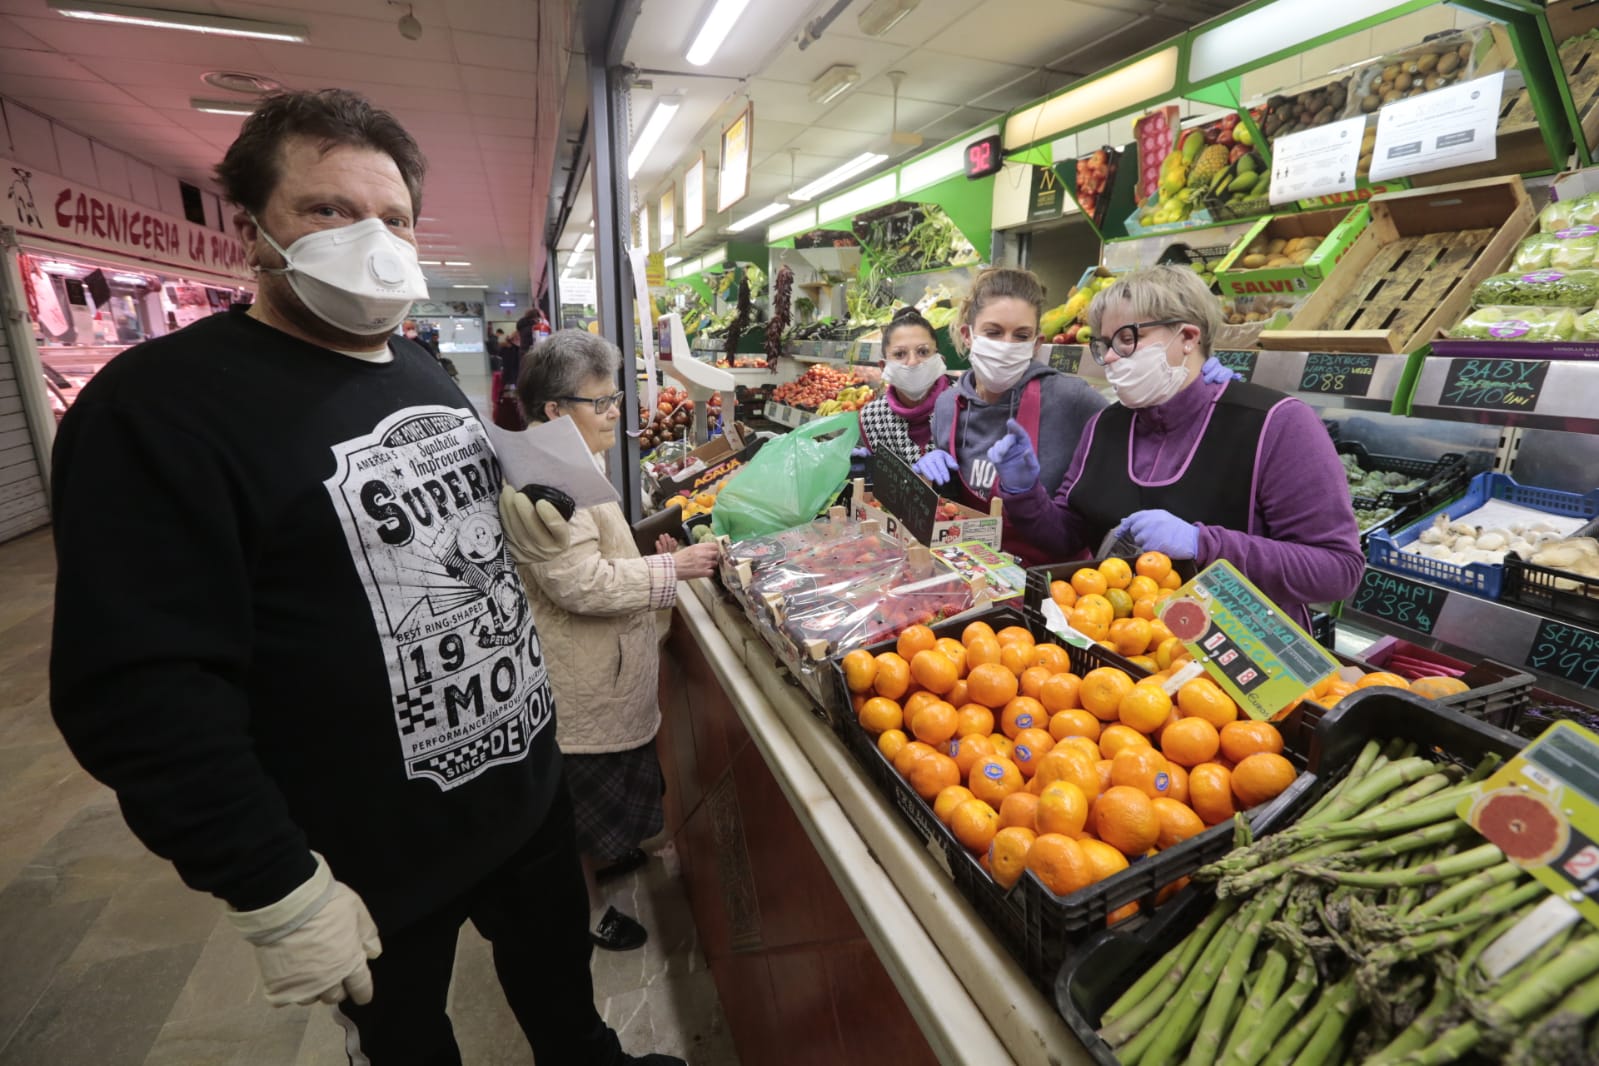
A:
[966,335,1034,394]
[882,355,947,400]
[1106,340,1189,408]
[255,216,428,336]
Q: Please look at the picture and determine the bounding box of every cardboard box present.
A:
[647,428,760,503]
[1260,176,1534,353]
[1215,205,1371,299]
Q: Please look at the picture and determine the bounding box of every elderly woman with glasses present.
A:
[499,329,720,952]
[989,265,1362,630]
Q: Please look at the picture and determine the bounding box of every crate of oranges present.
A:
[832,605,1322,990]
[1022,552,1198,677]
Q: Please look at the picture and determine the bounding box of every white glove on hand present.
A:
[499,483,571,564]
[225,853,382,1007]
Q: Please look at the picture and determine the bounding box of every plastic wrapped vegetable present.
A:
[1577,308,1599,340]
[1449,305,1578,342]
[1539,191,1599,233]
[1550,232,1599,270]
[1513,232,1559,271]
[1472,269,1599,308]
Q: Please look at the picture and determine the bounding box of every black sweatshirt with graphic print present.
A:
[50,308,561,930]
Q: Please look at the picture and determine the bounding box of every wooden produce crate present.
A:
[1259,176,1534,353]
[1531,0,1599,153]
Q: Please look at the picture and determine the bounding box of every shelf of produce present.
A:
[1407,353,1599,433]
[675,579,1089,1066]
[1341,565,1599,706]
[762,401,821,427]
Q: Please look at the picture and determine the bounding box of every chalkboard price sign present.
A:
[867,449,939,546]
[1439,358,1550,411]
[1349,568,1447,635]
[1300,352,1379,397]
[1049,346,1082,374]
[1526,617,1599,689]
[1215,349,1258,382]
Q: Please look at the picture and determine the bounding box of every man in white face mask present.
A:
[49,88,683,1066]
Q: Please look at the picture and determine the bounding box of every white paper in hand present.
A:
[482,415,620,508]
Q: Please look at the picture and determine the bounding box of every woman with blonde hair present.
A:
[993,264,1362,627]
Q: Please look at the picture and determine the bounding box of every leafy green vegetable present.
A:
[1450,305,1579,341]
[1471,271,1599,309]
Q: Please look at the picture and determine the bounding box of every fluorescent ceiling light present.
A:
[1190,0,1412,83]
[665,255,683,267]
[727,202,788,233]
[190,97,256,116]
[685,0,750,67]
[819,172,898,225]
[768,206,817,242]
[808,65,860,106]
[628,97,682,179]
[49,0,307,41]
[790,152,887,202]
[444,260,471,266]
[857,0,920,37]
[450,284,483,289]
[573,233,592,256]
[418,259,442,265]
[1004,47,1178,149]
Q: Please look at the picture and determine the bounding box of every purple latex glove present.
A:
[912,449,960,486]
[851,446,872,458]
[1118,508,1199,560]
[1201,355,1241,384]
[987,419,1041,493]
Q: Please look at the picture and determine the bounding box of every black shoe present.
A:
[594,847,648,883]
[591,906,647,951]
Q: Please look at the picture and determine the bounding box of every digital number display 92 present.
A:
[965,135,1004,179]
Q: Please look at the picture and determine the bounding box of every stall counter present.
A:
[674,577,1092,1066]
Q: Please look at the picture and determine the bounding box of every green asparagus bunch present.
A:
[1093,738,1599,1065]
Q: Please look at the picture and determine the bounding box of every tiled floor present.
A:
[0,528,739,1065]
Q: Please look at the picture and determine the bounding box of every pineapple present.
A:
[1187,144,1229,189]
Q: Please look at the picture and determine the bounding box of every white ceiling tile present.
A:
[760,34,914,87]
[866,50,1032,106]
[921,1,1120,66]
[125,156,160,208]
[53,125,96,184]
[459,65,531,98]
[832,0,974,47]
[453,31,536,73]
[470,114,536,139]
[467,93,532,119]
[0,73,135,104]
[4,97,57,170]
[476,133,533,155]
[443,0,536,40]
[225,3,455,59]
[253,43,463,91]
[0,45,97,80]
[813,92,948,136]
[744,78,824,125]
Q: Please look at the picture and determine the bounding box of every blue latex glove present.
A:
[987,419,1041,494]
[1202,355,1241,384]
[912,449,960,486]
[851,446,872,458]
[1118,509,1200,560]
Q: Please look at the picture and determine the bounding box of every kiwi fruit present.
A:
[1424,73,1443,91]
[1361,94,1381,113]
[1438,52,1460,75]
[1417,52,1440,73]
[1382,89,1402,104]
[1458,42,1472,60]
[1396,72,1414,92]
[1383,64,1400,81]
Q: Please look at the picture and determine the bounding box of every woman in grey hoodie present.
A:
[916,268,1106,565]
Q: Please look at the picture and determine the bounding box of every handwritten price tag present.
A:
[1350,569,1445,635]
[1049,347,1082,374]
[1300,352,1378,397]
[1526,618,1599,689]
[1439,358,1550,411]
[1215,349,1258,383]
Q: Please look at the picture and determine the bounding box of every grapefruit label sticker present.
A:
[1461,721,1599,932]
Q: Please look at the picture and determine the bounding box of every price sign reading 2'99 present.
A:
[965,134,1004,180]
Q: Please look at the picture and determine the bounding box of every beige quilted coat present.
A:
[512,501,672,754]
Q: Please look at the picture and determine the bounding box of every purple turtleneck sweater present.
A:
[1003,377,1364,628]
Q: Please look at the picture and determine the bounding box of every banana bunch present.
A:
[815,385,875,416]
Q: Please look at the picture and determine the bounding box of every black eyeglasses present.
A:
[1088,320,1186,365]
[558,390,626,414]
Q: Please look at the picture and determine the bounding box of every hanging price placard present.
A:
[1349,568,1445,635]
[1299,352,1378,397]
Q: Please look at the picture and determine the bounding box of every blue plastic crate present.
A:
[1367,473,1599,599]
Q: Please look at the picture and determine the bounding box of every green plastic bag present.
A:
[711,412,860,541]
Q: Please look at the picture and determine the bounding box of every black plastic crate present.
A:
[1309,610,1335,650]
[1309,651,1533,731]
[1339,441,1470,547]
[1054,690,1523,1065]
[1501,517,1599,627]
[829,606,1036,955]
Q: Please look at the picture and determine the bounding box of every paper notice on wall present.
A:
[483,411,619,508]
[1369,71,1505,183]
[1268,116,1366,205]
[628,245,658,420]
